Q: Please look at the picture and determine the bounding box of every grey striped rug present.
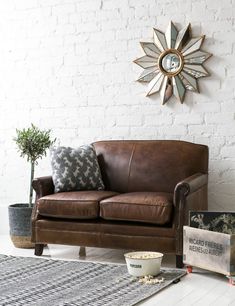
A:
[0,254,186,306]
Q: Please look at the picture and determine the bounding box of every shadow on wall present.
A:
[208,158,235,211]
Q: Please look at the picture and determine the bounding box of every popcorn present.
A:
[138,275,165,285]
[127,254,161,259]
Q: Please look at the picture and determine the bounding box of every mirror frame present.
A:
[133,21,212,104]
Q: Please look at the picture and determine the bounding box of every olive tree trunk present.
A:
[29,161,35,207]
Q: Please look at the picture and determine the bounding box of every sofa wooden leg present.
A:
[176,255,184,268]
[79,246,86,257]
[35,244,44,256]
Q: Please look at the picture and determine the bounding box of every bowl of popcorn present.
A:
[124,251,163,277]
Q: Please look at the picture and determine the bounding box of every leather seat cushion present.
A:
[100,192,173,225]
[37,191,118,219]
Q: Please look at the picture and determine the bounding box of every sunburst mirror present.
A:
[134,21,212,104]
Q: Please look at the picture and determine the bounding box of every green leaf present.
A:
[13,124,56,163]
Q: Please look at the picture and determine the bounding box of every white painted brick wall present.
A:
[0,0,235,234]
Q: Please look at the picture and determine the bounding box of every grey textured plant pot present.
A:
[8,203,34,248]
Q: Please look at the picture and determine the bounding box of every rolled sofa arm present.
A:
[173,173,208,256]
[174,173,208,205]
[32,176,54,200]
[31,176,54,243]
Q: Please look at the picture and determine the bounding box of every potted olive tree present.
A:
[8,124,55,248]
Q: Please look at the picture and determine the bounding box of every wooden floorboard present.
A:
[1,235,235,305]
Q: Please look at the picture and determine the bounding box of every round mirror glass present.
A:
[161,53,181,73]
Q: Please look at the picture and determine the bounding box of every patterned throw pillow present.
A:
[50,145,105,193]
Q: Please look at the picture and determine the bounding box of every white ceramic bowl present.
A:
[124,251,163,277]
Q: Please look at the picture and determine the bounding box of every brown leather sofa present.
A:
[32,140,208,268]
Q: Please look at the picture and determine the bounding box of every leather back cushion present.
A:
[93,140,208,193]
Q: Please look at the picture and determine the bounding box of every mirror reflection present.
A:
[161,53,181,73]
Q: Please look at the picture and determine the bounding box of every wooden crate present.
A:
[183,226,235,276]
